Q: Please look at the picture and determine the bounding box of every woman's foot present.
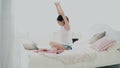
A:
[56,49,64,54]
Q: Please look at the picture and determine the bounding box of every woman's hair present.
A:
[57,15,69,22]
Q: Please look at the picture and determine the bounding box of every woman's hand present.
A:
[54,2,60,6]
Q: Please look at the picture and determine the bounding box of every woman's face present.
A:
[58,21,65,26]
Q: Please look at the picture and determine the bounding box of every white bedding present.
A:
[18,24,120,68]
[26,41,120,68]
[27,50,120,68]
[40,49,96,65]
[94,50,120,67]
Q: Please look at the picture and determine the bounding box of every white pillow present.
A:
[81,24,111,40]
[82,24,120,41]
[21,40,38,50]
[89,31,106,44]
[72,40,90,50]
[90,37,116,51]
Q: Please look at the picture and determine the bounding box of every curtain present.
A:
[1,0,29,68]
[1,0,18,68]
[1,0,14,68]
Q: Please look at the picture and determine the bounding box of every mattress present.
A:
[18,24,120,68]
[26,48,120,68]
[68,50,120,68]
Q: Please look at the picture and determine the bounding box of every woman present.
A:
[36,2,72,54]
[49,2,72,52]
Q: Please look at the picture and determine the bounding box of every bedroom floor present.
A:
[97,64,120,68]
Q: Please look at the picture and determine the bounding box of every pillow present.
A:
[83,24,120,42]
[72,40,90,50]
[91,37,116,51]
[89,31,106,44]
[22,40,39,50]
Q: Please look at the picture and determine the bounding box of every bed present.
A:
[18,24,120,68]
[25,41,120,68]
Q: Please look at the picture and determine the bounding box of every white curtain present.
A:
[0,0,29,68]
[0,0,14,67]
[1,0,14,68]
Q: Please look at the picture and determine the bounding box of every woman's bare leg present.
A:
[49,41,66,50]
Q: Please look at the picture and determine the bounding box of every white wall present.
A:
[12,0,120,40]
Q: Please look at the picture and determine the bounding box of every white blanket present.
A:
[40,42,97,65]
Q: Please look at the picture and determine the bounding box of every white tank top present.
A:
[58,26,72,45]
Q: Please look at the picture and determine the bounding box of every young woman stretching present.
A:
[49,2,72,52]
[35,2,72,54]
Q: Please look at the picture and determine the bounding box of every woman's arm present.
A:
[54,2,61,15]
[57,3,70,31]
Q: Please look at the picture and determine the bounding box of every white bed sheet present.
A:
[27,48,120,68]
[19,38,120,68]
[93,50,120,67]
